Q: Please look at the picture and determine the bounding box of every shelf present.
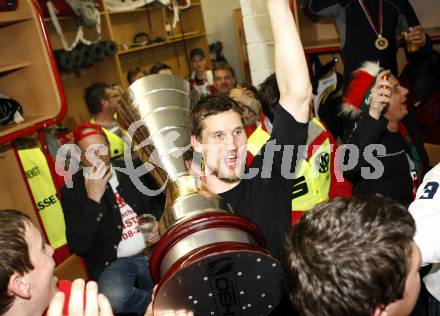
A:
[117,32,204,56]
[0,62,30,75]
[43,12,105,22]
[108,5,161,15]
[303,26,440,54]
[168,30,202,40]
[0,116,53,140]
[0,10,32,27]
[180,3,201,8]
[303,38,340,54]
[426,27,440,42]
[0,9,32,26]
[107,2,200,15]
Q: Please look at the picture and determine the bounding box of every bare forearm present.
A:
[267,0,311,123]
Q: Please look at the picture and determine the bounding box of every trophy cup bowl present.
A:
[119,74,283,315]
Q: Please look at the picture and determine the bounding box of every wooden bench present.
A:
[54,255,88,281]
[425,143,440,167]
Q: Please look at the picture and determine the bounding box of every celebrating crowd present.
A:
[1,0,440,315]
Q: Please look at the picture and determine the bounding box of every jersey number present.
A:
[420,181,439,200]
[292,176,309,199]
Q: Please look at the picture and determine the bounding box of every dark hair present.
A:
[258,73,279,122]
[212,62,236,79]
[149,63,172,75]
[189,95,243,137]
[239,82,259,98]
[284,195,415,316]
[0,210,34,314]
[84,82,110,115]
[127,67,144,84]
[189,47,205,61]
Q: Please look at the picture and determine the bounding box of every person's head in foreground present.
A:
[284,195,421,316]
[190,95,246,183]
[0,209,57,316]
[0,209,113,316]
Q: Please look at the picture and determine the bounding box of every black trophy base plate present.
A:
[153,245,284,316]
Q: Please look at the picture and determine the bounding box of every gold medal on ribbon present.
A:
[359,0,389,51]
[375,35,389,50]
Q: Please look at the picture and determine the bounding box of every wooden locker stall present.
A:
[0,0,87,281]
[42,0,210,126]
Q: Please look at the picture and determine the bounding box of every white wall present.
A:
[240,0,274,86]
[200,0,243,82]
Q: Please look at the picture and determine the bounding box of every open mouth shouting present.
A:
[224,151,238,170]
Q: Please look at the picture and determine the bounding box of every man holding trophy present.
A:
[60,0,310,314]
[189,0,311,262]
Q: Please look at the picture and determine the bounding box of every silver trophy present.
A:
[119,74,283,315]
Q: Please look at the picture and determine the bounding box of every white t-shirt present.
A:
[109,168,146,258]
[191,70,214,96]
[409,163,440,300]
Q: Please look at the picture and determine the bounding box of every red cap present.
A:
[73,122,107,144]
[341,61,382,118]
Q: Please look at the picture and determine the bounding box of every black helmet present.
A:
[0,95,24,125]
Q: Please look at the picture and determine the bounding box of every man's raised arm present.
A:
[267,0,311,123]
